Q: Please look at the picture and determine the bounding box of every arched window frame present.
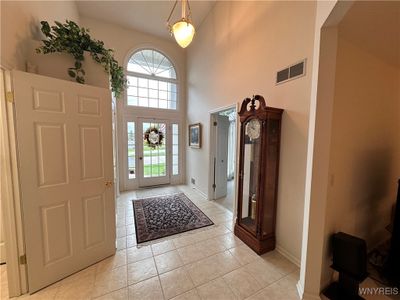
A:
[125,48,179,111]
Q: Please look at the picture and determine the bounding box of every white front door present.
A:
[13,71,116,293]
[124,118,181,190]
[137,119,170,187]
[213,115,230,199]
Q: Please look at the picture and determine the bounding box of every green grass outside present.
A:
[128,144,167,177]
[128,145,166,157]
[144,163,166,177]
[128,149,166,157]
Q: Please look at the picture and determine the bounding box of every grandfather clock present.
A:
[234,95,283,254]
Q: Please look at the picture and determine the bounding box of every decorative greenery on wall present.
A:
[36,20,126,98]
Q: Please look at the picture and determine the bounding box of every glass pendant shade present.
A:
[172,20,195,48]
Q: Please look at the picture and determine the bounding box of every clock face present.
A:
[246,119,261,140]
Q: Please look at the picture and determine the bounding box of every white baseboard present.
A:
[296,280,321,300]
[276,244,301,267]
[191,185,208,200]
[296,280,304,299]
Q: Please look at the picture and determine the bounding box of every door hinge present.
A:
[212,183,216,190]
[213,121,217,126]
[6,91,14,103]
[19,254,27,265]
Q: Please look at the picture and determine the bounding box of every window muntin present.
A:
[127,75,177,109]
[142,122,167,178]
[127,49,176,79]
[127,122,136,179]
[172,124,179,175]
[127,49,178,110]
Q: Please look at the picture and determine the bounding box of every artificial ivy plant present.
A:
[36,20,126,98]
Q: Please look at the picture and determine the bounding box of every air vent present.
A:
[277,69,289,83]
[276,59,306,84]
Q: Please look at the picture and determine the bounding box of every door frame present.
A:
[208,103,240,214]
[211,114,230,199]
[121,114,184,191]
[111,97,120,198]
[0,68,27,297]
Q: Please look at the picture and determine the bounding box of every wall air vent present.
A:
[276,59,306,85]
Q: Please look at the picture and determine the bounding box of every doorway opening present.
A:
[209,106,237,212]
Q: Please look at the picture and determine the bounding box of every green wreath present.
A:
[144,127,164,149]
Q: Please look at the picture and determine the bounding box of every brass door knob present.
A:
[105,181,114,187]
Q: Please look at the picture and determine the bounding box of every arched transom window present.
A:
[126,49,178,110]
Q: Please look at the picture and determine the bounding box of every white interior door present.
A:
[214,115,230,199]
[13,71,116,293]
[137,118,170,187]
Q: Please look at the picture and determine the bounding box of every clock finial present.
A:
[250,96,256,111]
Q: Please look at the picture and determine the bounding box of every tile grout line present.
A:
[156,274,167,300]
[128,187,238,296]
[243,266,300,300]
[15,186,297,300]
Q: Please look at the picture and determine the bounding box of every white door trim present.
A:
[0,69,27,297]
[121,115,183,191]
[111,97,120,198]
[122,116,139,191]
[212,114,230,199]
[207,103,239,216]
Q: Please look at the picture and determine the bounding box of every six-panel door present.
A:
[13,71,116,293]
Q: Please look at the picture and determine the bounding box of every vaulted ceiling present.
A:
[76,1,216,40]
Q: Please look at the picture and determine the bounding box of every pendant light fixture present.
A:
[166,0,195,48]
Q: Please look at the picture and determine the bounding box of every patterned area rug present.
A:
[133,193,214,243]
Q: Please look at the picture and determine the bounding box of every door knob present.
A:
[105,181,114,187]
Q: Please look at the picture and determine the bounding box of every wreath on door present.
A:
[144,127,164,149]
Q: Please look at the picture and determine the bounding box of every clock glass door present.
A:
[239,118,262,235]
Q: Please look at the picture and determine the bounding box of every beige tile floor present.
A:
[1,263,9,299]
[1,185,300,300]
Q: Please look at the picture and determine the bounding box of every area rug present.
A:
[133,192,214,243]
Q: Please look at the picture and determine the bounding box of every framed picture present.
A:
[189,123,201,148]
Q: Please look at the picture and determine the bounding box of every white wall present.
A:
[186,1,317,262]
[298,1,400,297]
[79,17,185,81]
[80,17,186,191]
[321,22,400,286]
[297,1,342,296]
[0,1,80,70]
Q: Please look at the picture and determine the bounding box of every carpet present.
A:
[133,192,214,243]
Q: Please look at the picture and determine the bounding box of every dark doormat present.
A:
[132,192,214,243]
